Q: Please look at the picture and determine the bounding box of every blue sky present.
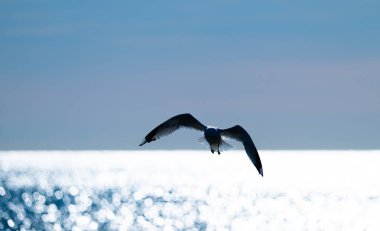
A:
[1,0,379,150]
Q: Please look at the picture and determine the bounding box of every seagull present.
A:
[139,113,263,176]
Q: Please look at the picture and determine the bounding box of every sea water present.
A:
[1,150,380,231]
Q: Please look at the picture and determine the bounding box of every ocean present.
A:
[1,150,379,231]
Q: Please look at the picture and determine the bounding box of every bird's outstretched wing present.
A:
[139,113,206,146]
[220,125,263,176]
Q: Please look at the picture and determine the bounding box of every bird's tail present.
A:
[197,136,208,147]
[220,138,233,151]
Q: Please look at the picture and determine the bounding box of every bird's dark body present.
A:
[204,127,222,154]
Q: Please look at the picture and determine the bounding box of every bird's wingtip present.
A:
[139,140,147,146]
[259,168,263,177]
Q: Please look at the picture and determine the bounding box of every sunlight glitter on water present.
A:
[1,150,380,230]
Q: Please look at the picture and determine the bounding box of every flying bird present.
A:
[139,113,263,176]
